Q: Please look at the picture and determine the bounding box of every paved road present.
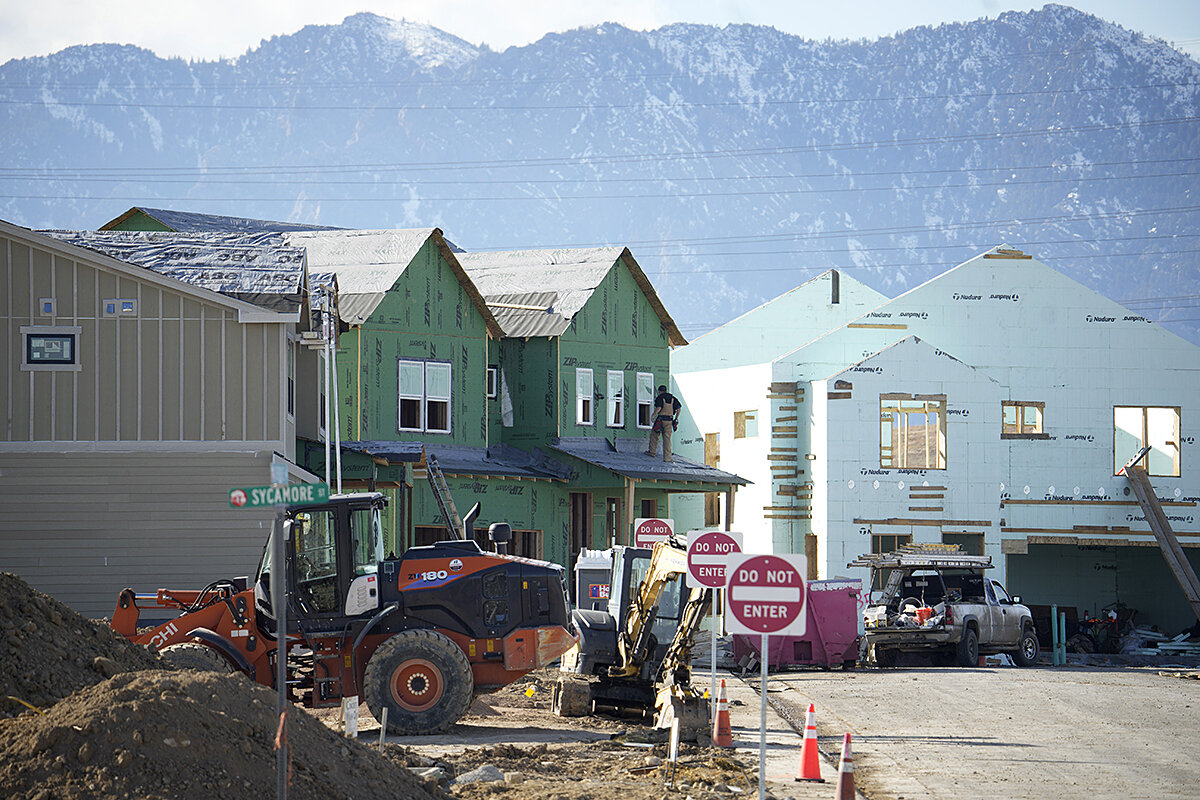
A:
[753,664,1200,800]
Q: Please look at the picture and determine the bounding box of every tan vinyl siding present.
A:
[0,451,278,618]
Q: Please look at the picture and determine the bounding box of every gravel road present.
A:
[758,665,1200,800]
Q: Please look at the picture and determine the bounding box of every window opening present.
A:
[1114,406,1180,477]
[1002,401,1044,436]
[870,532,912,590]
[734,410,758,439]
[487,366,498,399]
[880,395,947,469]
[636,373,654,428]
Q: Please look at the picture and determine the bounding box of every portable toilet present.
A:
[574,548,615,611]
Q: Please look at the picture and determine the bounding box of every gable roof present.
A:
[774,245,1200,382]
[674,269,889,372]
[100,206,341,234]
[284,229,501,336]
[457,247,686,345]
[38,229,307,314]
[4,220,290,323]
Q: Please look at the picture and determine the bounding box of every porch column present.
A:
[724,484,736,531]
[624,476,636,546]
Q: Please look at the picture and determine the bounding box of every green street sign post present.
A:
[228,483,330,509]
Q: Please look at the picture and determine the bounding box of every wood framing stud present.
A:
[855,517,992,527]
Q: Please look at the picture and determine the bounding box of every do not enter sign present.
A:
[686,530,743,588]
[633,517,674,548]
[724,553,808,636]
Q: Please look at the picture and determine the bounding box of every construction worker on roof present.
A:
[646,384,680,462]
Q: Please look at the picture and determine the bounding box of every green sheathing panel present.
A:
[558,258,671,443]
[409,476,570,565]
[336,240,490,445]
[1006,543,1200,634]
[494,336,557,446]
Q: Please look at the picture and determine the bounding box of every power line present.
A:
[3,169,1195,199]
[5,155,1200,182]
[0,115,1193,180]
[6,80,1196,112]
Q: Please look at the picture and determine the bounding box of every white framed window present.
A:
[636,373,654,429]
[576,368,593,426]
[20,326,82,372]
[606,369,625,428]
[399,359,452,434]
[1114,406,1180,477]
[487,366,498,400]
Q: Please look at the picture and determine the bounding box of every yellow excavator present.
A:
[552,538,712,738]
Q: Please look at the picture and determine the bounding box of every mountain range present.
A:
[1,4,1197,344]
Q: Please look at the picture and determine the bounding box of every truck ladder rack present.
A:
[426,454,466,540]
[1122,451,1200,623]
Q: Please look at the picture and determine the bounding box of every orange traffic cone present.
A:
[794,703,824,782]
[834,733,855,800]
[711,678,732,747]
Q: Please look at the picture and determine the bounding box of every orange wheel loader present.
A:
[111,492,576,734]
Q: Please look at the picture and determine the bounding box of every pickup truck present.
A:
[850,546,1040,668]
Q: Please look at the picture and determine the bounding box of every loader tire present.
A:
[161,642,234,674]
[364,629,473,735]
[551,677,592,717]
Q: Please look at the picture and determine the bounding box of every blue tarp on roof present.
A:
[549,437,749,485]
[340,441,569,480]
[113,207,342,234]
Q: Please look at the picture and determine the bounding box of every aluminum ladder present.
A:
[426,454,466,541]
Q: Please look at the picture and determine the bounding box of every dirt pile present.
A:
[0,669,446,800]
[0,573,165,717]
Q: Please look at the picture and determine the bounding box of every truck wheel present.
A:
[161,642,234,673]
[364,630,473,735]
[1013,627,1040,667]
[552,677,592,717]
[873,646,898,667]
[955,627,980,667]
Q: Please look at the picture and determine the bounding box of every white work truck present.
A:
[850,545,1040,668]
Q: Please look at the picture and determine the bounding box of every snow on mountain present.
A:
[1,5,1197,344]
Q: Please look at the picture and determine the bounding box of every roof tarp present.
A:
[102,207,341,233]
[40,230,306,313]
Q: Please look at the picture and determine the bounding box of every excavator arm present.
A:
[610,539,690,678]
[609,539,714,735]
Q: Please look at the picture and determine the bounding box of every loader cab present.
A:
[254,493,389,635]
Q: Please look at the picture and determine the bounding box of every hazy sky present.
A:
[3,1,1199,63]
